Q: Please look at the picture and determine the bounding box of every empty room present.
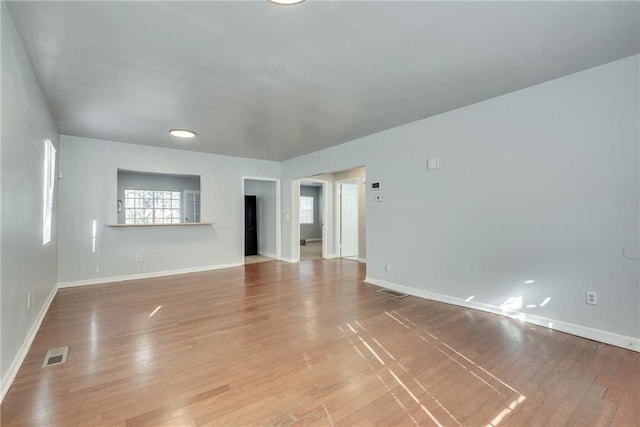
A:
[1,1,639,425]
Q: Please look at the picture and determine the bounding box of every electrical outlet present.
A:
[27,292,32,309]
[136,255,142,263]
[586,291,597,305]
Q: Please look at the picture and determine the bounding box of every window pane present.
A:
[124,187,182,224]
[42,140,56,244]
[300,196,314,224]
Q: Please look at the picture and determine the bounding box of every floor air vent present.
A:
[42,346,69,367]
[377,289,409,299]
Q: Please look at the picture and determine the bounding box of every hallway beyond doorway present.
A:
[300,240,322,260]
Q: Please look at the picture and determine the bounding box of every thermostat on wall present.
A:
[371,181,381,191]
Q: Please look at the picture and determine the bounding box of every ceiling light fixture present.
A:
[268,0,305,5]
[169,129,196,138]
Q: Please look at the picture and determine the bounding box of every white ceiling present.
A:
[7,1,639,161]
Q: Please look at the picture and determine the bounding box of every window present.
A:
[117,170,200,225]
[42,139,56,245]
[300,196,314,224]
[124,189,181,224]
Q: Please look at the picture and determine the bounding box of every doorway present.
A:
[242,177,281,264]
[290,167,365,263]
[299,180,325,260]
[244,195,258,256]
[338,180,358,261]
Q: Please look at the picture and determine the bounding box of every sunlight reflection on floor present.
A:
[337,309,527,426]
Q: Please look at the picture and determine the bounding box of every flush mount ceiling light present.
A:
[268,0,305,5]
[169,129,196,138]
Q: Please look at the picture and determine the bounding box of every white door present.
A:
[340,182,358,259]
[183,190,201,223]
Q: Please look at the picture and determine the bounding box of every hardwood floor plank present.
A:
[2,260,638,426]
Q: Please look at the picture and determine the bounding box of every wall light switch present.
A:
[427,157,440,170]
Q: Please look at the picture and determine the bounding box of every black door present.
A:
[245,195,258,256]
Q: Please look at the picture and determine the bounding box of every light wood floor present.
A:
[2,260,639,426]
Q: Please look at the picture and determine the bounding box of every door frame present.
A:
[241,177,281,263]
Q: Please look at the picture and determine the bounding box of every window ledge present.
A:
[107,222,213,227]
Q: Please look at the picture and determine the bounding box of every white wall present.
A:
[57,136,280,285]
[1,3,59,393]
[282,56,640,344]
[244,179,277,258]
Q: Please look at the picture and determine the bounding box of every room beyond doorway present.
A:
[293,166,366,264]
[300,240,322,260]
[299,179,325,261]
[242,177,281,264]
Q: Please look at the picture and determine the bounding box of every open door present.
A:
[339,181,358,260]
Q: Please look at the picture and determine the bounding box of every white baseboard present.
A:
[324,254,337,259]
[1,285,58,402]
[280,257,299,263]
[304,238,322,242]
[57,262,243,288]
[358,257,367,263]
[364,276,640,353]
